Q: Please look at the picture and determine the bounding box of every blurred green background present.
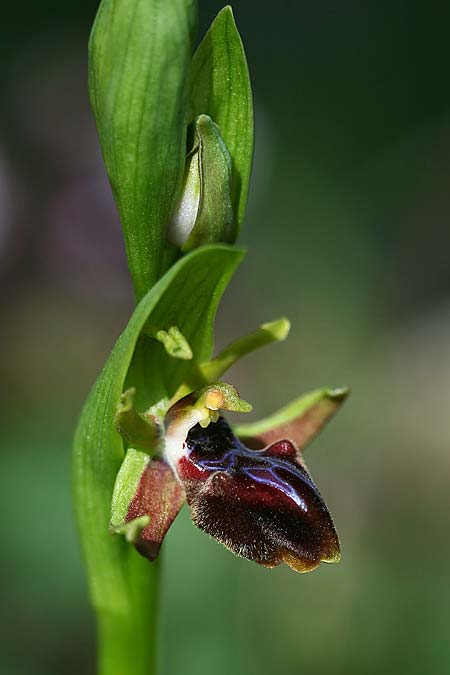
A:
[2,1,450,674]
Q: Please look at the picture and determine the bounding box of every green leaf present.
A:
[235,387,349,451]
[73,244,243,675]
[89,0,198,301]
[189,5,254,229]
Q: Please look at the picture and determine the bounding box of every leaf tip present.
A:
[217,4,235,22]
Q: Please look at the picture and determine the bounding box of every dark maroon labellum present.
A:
[177,417,340,572]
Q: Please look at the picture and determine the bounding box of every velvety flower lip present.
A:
[112,382,344,571]
[175,416,340,573]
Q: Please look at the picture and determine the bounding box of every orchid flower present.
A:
[110,347,347,574]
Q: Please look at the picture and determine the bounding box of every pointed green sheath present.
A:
[73,245,243,675]
[89,0,198,301]
[189,6,254,229]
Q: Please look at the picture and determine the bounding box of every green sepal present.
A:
[110,448,150,538]
[89,0,197,301]
[168,115,235,250]
[189,6,254,229]
[235,387,349,451]
[114,388,162,452]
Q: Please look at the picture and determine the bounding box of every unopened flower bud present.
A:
[168,114,235,250]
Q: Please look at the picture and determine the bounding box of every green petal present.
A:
[200,317,290,382]
[235,387,349,451]
[189,5,254,229]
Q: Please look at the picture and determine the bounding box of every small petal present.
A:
[154,326,193,360]
[173,318,291,402]
[177,417,340,573]
[200,317,290,383]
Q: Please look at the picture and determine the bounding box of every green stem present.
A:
[97,558,160,675]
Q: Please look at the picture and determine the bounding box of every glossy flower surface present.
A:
[177,416,340,573]
[111,382,345,573]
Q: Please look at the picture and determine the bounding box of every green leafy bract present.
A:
[189,6,254,229]
[73,245,243,675]
[89,0,198,301]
